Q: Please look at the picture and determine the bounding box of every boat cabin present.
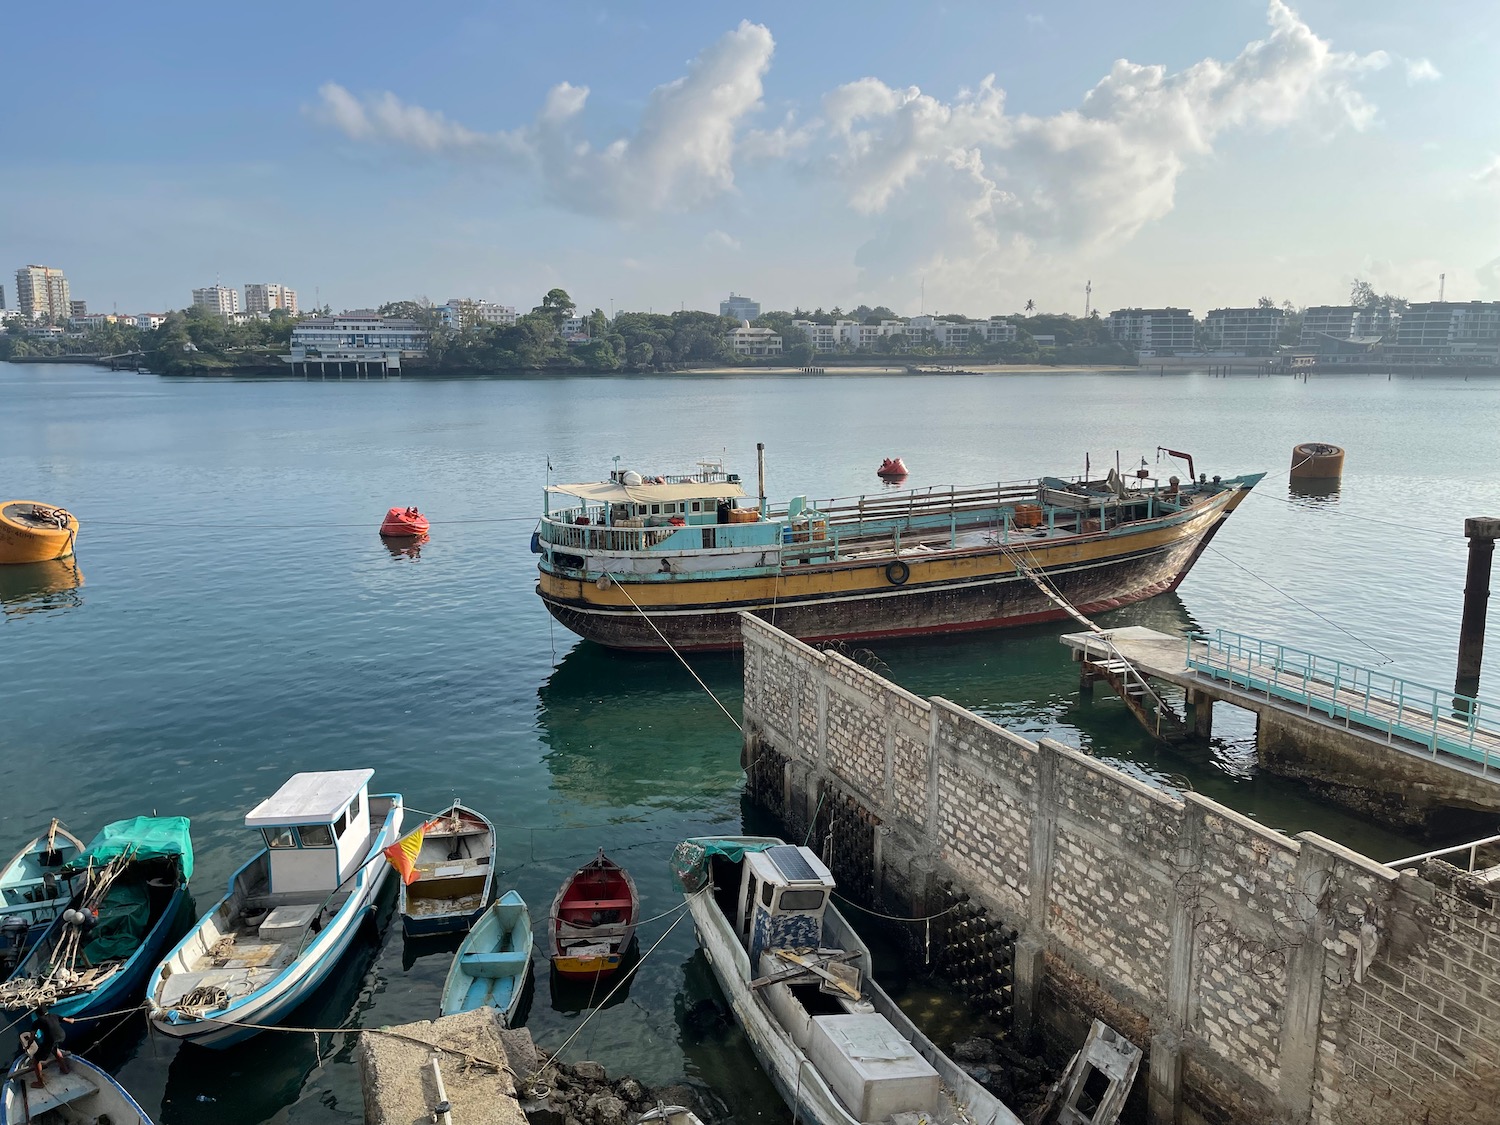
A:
[736,844,836,967]
[245,769,375,895]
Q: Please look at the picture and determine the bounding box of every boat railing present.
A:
[540,518,680,554]
[1186,628,1500,772]
[1386,832,1500,874]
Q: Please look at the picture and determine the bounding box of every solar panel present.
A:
[767,845,819,882]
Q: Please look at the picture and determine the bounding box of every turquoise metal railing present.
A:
[1185,628,1500,772]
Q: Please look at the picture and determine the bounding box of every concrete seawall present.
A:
[740,614,1500,1125]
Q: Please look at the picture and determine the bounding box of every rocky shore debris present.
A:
[952,1035,1055,1121]
[521,1050,712,1125]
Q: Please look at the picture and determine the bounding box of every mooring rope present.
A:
[601,570,741,732]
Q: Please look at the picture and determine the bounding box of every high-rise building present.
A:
[720,293,761,321]
[244,283,298,315]
[15,265,71,320]
[69,300,88,319]
[0,283,6,309]
[1299,305,1397,344]
[1386,301,1500,366]
[192,285,241,316]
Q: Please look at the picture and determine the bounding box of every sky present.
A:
[2,1,1496,319]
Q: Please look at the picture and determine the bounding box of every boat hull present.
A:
[146,797,402,1049]
[398,804,496,938]
[0,502,79,565]
[1,1054,154,1125]
[440,890,531,1025]
[0,825,86,955]
[540,496,1240,652]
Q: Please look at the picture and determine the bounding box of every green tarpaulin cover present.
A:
[670,838,778,892]
[81,880,150,964]
[63,816,193,881]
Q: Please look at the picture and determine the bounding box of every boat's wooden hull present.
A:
[1,1054,154,1125]
[0,502,78,565]
[399,804,496,938]
[440,890,531,1024]
[540,497,1237,651]
[549,853,638,980]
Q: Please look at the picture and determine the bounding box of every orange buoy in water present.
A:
[1290,443,1344,480]
[877,457,909,480]
[380,506,430,538]
[0,501,80,564]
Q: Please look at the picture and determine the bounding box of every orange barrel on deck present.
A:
[1290,442,1345,480]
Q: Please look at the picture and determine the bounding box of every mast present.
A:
[757,443,767,515]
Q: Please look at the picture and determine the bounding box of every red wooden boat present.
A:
[379,506,430,538]
[877,457,909,480]
[549,849,639,978]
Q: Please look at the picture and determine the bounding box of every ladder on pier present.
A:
[1004,549,1190,743]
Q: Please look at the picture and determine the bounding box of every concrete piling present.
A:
[1456,517,1500,701]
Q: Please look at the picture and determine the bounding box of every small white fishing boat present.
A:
[0,821,85,961]
[1,1053,153,1124]
[671,837,1022,1125]
[399,803,496,937]
[439,889,531,1024]
[146,770,403,1049]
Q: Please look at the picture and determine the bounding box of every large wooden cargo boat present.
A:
[535,451,1263,652]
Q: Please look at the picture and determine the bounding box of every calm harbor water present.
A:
[1,362,1496,1123]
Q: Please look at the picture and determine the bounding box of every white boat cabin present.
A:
[245,770,375,895]
[736,844,837,966]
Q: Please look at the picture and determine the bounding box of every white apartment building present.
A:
[1107,307,1196,355]
[284,310,428,373]
[1299,305,1397,344]
[438,299,518,328]
[725,323,782,356]
[244,283,298,315]
[1204,306,1285,354]
[791,315,1016,352]
[15,265,71,320]
[1386,301,1500,366]
[192,285,241,316]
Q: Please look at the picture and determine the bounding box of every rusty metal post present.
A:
[1456,517,1500,701]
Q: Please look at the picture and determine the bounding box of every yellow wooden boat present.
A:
[0,501,79,564]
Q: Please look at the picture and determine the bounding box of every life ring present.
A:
[885,560,910,586]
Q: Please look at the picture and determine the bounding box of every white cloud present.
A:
[816,0,1394,302]
[1403,57,1441,85]
[311,21,774,217]
[704,229,742,251]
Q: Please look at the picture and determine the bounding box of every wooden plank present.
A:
[772,949,863,999]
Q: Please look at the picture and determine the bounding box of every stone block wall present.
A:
[739,614,1500,1125]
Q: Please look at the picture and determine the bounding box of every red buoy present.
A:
[379,506,430,538]
[877,457,909,480]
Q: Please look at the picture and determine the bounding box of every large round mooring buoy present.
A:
[1290,442,1344,480]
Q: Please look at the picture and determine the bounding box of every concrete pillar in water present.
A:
[1186,688,1213,739]
[1456,517,1500,700]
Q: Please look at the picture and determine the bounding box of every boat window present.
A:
[691,502,701,513]
[348,793,362,823]
[298,824,334,848]
[760,881,774,907]
[263,827,297,850]
[650,504,661,514]
[778,888,826,912]
[333,812,348,837]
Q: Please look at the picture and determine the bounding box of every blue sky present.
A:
[2,1,1494,319]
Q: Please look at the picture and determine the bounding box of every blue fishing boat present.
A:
[1,1052,154,1124]
[398,803,496,937]
[439,890,531,1024]
[0,821,86,963]
[146,770,402,1049]
[0,817,192,1035]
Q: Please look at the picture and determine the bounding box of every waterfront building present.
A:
[69,300,87,319]
[437,299,518,329]
[192,285,241,316]
[1106,307,1196,355]
[724,321,782,357]
[1298,305,1397,344]
[283,310,428,375]
[1386,301,1500,366]
[136,313,168,331]
[15,265,71,320]
[244,283,298,315]
[1204,306,1285,355]
[719,293,761,321]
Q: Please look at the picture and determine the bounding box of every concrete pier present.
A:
[360,1008,529,1125]
[741,613,1500,1125]
[1061,626,1500,831]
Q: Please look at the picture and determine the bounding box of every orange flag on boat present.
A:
[382,824,425,885]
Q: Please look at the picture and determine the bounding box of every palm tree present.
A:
[1024,300,1035,314]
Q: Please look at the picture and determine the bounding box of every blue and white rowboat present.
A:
[439,890,531,1025]
[0,820,85,956]
[1,1053,154,1125]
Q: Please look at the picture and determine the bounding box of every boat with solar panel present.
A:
[671,836,1021,1125]
[145,770,403,1049]
[535,448,1262,651]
